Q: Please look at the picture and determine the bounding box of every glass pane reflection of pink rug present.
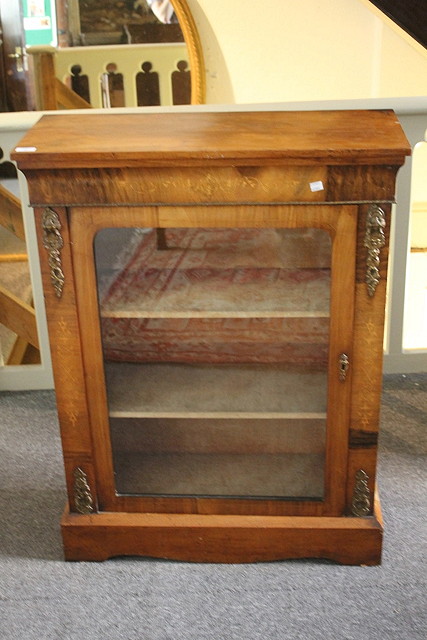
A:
[100,228,330,365]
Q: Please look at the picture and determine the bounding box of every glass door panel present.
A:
[94,227,332,500]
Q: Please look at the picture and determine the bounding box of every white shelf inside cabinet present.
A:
[104,362,328,418]
[101,310,330,319]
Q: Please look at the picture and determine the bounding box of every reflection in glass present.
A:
[94,227,332,499]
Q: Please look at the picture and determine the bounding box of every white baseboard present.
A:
[383,352,427,374]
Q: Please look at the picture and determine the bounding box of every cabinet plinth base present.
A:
[61,503,383,565]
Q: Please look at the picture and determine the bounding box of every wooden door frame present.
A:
[69,203,356,518]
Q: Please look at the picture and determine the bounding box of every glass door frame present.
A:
[70,202,357,517]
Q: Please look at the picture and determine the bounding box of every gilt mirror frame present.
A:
[170,0,206,104]
[64,0,205,105]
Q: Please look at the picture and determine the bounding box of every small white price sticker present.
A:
[310,180,324,192]
[14,146,37,152]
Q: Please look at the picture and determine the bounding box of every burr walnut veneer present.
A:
[13,110,410,563]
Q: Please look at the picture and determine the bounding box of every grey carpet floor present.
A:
[0,373,426,639]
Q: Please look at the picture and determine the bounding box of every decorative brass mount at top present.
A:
[364,204,386,297]
[41,207,65,298]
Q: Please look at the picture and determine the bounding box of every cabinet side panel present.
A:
[346,203,392,512]
[33,206,98,512]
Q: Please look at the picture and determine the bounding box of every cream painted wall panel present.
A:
[188,0,427,104]
[410,142,427,249]
[379,27,427,97]
[410,210,427,249]
[411,142,427,203]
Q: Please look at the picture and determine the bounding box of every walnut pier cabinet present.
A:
[13,110,410,563]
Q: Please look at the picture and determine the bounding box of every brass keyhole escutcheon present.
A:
[339,353,350,381]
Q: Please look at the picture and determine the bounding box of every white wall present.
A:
[410,142,427,248]
[187,0,427,104]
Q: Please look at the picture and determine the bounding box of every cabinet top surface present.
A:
[12,110,410,169]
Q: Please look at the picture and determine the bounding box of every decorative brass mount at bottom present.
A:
[73,467,94,514]
[351,469,371,516]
